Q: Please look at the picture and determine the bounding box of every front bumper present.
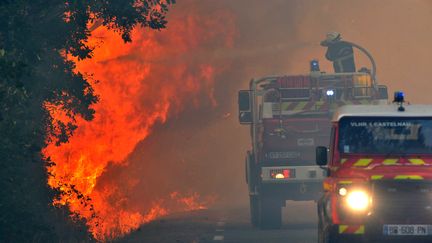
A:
[330,224,432,242]
[327,180,432,242]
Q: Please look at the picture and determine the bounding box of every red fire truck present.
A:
[316,94,432,243]
[238,46,388,229]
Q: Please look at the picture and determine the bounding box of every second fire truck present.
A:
[238,42,388,229]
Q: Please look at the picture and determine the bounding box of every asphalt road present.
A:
[119,201,318,243]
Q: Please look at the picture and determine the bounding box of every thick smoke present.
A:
[98,0,432,224]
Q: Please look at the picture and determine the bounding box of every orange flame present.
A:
[43,8,235,241]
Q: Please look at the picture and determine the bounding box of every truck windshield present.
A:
[338,117,432,154]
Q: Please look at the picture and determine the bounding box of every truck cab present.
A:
[317,99,432,242]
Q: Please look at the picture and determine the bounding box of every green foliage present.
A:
[0,0,174,241]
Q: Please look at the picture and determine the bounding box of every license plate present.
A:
[383,224,431,236]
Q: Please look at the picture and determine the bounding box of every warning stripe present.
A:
[314,101,325,110]
[319,102,329,111]
[371,175,424,180]
[295,101,308,110]
[338,225,348,234]
[285,102,298,110]
[353,158,373,167]
[303,101,315,110]
[274,102,296,112]
[339,225,365,234]
[394,175,424,180]
[371,175,384,180]
[340,158,432,167]
[409,159,425,165]
[275,99,375,112]
[382,158,398,165]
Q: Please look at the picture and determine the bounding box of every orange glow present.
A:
[43,8,235,241]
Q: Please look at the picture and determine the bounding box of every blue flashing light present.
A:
[310,59,320,72]
[393,91,405,103]
[326,89,335,96]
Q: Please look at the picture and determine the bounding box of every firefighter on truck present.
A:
[316,92,432,243]
[238,34,388,229]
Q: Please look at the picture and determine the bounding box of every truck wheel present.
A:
[319,226,338,243]
[320,230,339,243]
[249,195,259,227]
[317,211,323,243]
[258,196,282,229]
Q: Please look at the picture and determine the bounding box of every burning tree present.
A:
[43,3,235,241]
[0,0,174,241]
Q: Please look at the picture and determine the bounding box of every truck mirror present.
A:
[238,90,252,124]
[316,146,328,166]
[378,85,388,100]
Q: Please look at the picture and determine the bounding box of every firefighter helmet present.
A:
[325,31,341,42]
[320,32,342,47]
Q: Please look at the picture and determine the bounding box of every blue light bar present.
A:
[393,91,404,103]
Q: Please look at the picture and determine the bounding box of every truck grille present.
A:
[372,180,432,223]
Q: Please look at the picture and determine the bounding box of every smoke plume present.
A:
[44,0,432,240]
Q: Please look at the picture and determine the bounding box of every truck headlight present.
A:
[345,190,370,211]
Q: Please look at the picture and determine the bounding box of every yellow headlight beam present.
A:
[345,190,370,211]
